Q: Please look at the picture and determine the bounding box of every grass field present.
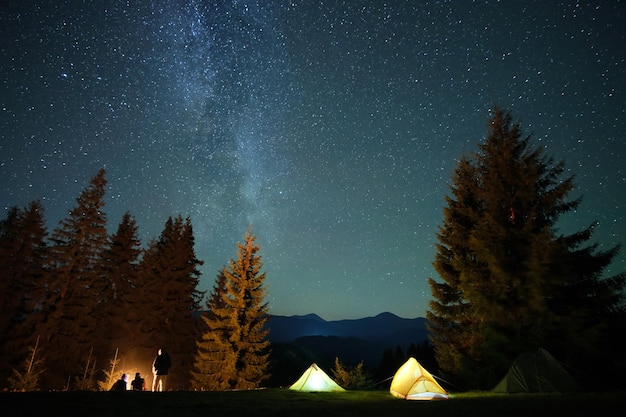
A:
[2,389,624,417]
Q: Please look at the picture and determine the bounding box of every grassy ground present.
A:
[2,389,624,417]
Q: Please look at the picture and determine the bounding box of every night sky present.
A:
[1,1,624,320]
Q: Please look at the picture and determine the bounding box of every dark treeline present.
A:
[0,167,403,392]
[376,341,437,387]
[0,169,208,390]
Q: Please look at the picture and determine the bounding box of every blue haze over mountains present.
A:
[266,312,428,369]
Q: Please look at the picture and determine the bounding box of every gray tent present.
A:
[492,347,580,393]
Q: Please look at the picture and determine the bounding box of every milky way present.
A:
[1,1,625,319]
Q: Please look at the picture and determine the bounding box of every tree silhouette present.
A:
[139,215,204,389]
[39,168,110,390]
[0,201,48,386]
[7,336,45,391]
[427,108,626,390]
[0,169,208,390]
[101,212,143,376]
[192,228,270,390]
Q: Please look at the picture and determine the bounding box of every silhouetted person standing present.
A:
[131,372,146,391]
[152,348,171,391]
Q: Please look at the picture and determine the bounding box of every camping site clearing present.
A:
[2,389,624,417]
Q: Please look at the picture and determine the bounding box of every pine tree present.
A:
[547,225,626,385]
[74,346,98,391]
[191,270,236,390]
[98,347,122,391]
[38,169,110,390]
[331,357,373,389]
[7,336,45,391]
[427,108,626,390]
[192,228,271,390]
[0,201,47,335]
[139,215,204,389]
[101,212,145,372]
[0,206,21,370]
[427,156,482,388]
[101,212,143,375]
[0,201,48,387]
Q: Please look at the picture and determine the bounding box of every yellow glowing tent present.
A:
[390,357,449,400]
[289,363,345,392]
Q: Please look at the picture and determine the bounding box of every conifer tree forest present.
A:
[427,108,626,391]
[0,168,266,391]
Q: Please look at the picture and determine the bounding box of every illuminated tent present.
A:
[492,348,580,393]
[289,363,345,392]
[389,357,449,400]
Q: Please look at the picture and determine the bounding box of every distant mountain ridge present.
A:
[266,312,427,344]
[265,312,428,370]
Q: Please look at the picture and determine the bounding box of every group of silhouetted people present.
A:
[110,348,171,392]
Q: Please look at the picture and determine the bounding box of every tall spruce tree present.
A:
[427,108,626,390]
[0,201,48,388]
[101,212,143,374]
[139,215,204,389]
[192,228,270,390]
[39,168,110,390]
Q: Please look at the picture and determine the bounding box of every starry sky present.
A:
[1,1,625,320]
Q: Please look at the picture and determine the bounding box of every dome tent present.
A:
[289,363,345,392]
[492,347,580,393]
[390,357,449,400]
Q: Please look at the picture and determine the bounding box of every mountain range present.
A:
[265,312,428,377]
